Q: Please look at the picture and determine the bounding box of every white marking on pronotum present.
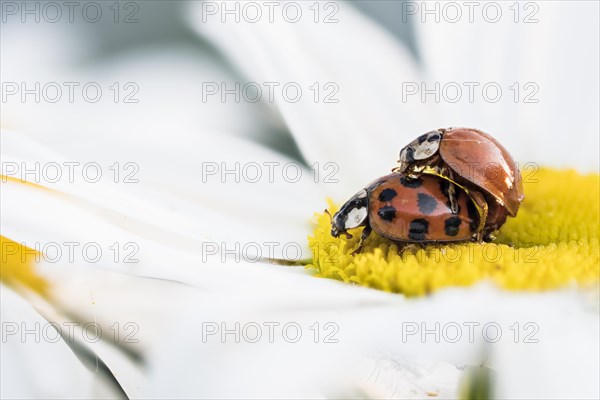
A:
[412,132,441,160]
[345,206,368,229]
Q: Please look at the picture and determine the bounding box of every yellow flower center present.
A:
[307,168,599,296]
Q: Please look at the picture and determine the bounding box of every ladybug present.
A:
[328,173,480,255]
[394,127,524,240]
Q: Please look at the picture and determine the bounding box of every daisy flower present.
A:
[1,1,598,398]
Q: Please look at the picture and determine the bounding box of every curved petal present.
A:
[1,129,325,261]
[0,284,116,399]
[0,5,284,146]
[145,283,598,398]
[415,1,599,171]
[1,46,279,149]
[187,1,438,197]
[492,289,599,399]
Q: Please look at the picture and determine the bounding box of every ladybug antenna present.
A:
[324,209,333,223]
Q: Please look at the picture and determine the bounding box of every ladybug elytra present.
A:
[329,173,480,254]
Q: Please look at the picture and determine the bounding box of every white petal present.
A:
[187,1,437,196]
[149,285,598,398]
[1,13,280,145]
[145,283,599,398]
[1,128,324,261]
[0,284,116,399]
[28,256,405,396]
[0,15,90,79]
[415,1,600,171]
[492,288,600,399]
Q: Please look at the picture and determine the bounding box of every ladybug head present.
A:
[328,189,368,238]
[396,130,442,172]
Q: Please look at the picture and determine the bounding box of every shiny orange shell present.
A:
[368,174,478,242]
[438,128,524,216]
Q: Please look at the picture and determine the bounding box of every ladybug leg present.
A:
[351,225,372,255]
[468,190,489,242]
[436,165,460,214]
[406,170,420,180]
[448,183,459,214]
[483,232,497,242]
[399,242,425,253]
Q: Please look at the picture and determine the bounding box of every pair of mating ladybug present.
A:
[328,127,524,254]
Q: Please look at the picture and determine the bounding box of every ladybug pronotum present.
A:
[329,128,523,254]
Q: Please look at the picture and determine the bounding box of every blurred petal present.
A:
[146,283,598,398]
[1,46,278,147]
[0,284,116,399]
[1,129,325,260]
[415,1,599,171]
[0,5,285,145]
[493,288,600,399]
[187,1,437,197]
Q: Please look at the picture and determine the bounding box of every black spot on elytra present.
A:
[444,216,462,236]
[378,188,397,202]
[467,199,479,232]
[408,218,429,241]
[417,193,437,215]
[377,206,396,222]
[400,176,422,188]
[417,134,428,144]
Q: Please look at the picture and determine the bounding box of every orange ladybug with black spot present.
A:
[328,173,480,254]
